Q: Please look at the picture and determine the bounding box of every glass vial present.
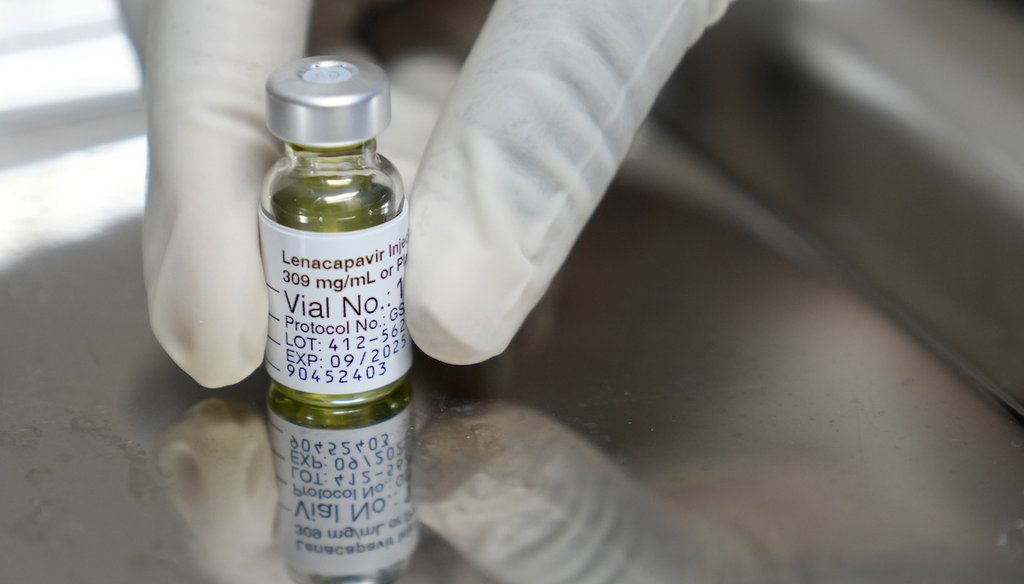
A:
[259,56,417,584]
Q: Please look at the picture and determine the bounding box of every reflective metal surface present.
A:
[4,133,1024,581]
[658,0,1024,412]
[4,1,1024,582]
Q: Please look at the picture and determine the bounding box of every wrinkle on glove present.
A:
[143,0,311,387]
[406,0,732,363]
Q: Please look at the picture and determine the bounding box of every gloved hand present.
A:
[142,0,732,387]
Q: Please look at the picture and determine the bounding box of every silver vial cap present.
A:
[266,56,390,147]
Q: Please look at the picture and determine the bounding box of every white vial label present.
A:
[260,208,412,394]
[269,408,418,576]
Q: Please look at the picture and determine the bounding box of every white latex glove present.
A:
[142,0,732,386]
[143,0,312,387]
[405,0,731,363]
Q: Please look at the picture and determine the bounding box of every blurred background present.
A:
[3,0,1024,582]
[0,0,143,271]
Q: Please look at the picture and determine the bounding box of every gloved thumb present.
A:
[405,0,732,364]
[143,0,310,387]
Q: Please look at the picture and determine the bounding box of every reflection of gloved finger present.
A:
[414,402,766,584]
[143,0,310,387]
[406,0,733,364]
[158,399,287,584]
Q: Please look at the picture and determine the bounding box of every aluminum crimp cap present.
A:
[266,56,390,147]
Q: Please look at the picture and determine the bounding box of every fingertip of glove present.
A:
[155,329,263,389]
[403,236,529,366]
[406,306,507,366]
[148,299,264,389]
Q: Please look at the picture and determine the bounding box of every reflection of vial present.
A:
[260,57,417,584]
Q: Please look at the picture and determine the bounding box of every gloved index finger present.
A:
[404,0,733,365]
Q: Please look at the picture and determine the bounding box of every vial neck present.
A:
[287,140,377,170]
